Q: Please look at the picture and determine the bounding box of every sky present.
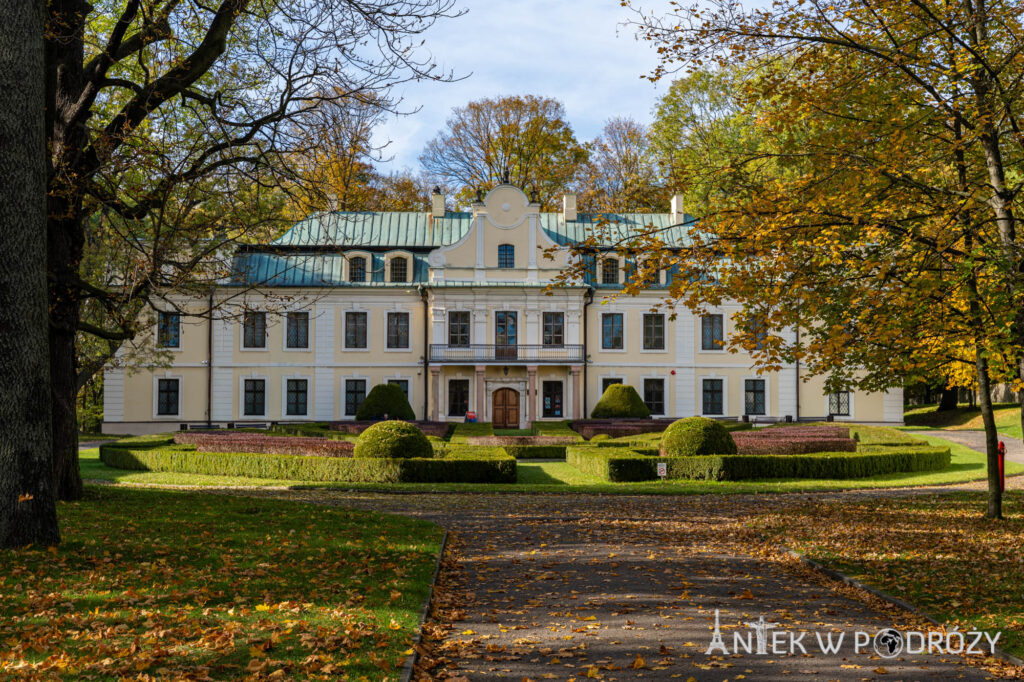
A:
[371,0,672,172]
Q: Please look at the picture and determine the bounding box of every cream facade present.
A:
[103,184,903,434]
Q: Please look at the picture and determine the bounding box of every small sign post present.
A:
[656,462,667,479]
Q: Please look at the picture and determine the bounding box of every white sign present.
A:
[656,462,667,478]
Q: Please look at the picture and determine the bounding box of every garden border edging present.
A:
[400,529,449,682]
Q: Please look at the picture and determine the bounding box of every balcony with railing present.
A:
[429,343,584,364]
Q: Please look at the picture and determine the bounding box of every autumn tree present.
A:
[43,0,462,500]
[568,0,1024,518]
[0,0,61,547]
[576,117,666,213]
[419,94,589,209]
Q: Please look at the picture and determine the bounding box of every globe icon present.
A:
[873,629,904,658]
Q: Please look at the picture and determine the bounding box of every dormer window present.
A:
[349,256,366,283]
[498,244,514,269]
[601,257,619,285]
[389,256,408,282]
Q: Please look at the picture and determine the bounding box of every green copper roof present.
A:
[271,211,694,249]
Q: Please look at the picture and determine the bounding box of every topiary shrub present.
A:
[661,417,737,457]
[590,433,612,442]
[590,384,651,419]
[355,383,415,421]
[354,420,432,459]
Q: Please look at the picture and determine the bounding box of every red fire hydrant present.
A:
[998,441,1006,493]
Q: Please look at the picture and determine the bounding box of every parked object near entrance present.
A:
[590,384,651,419]
[661,417,738,457]
[355,383,415,421]
[354,421,432,459]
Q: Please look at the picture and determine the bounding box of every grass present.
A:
[904,402,1022,439]
[0,486,442,680]
[753,491,1024,658]
[78,432,123,441]
[81,433,1022,495]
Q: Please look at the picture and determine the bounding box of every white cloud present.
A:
[372,0,669,170]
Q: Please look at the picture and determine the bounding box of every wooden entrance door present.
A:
[492,388,520,429]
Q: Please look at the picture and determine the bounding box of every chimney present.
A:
[671,193,685,225]
[562,193,577,223]
[430,186,445,218]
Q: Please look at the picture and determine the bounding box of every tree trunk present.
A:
[0,0,62,547]
[45,0,87,501]
[937,385,959,411]
[975,349,1002,519]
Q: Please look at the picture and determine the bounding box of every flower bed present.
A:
[327,420,451,437]
[730,433,857,455]
[175,431,354,457]
[757,426,851,439]
[570,419,751,440]
[464,435,578,446]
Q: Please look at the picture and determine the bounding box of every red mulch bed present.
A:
[465,436,579,446]
[174,432,354,457]
[328,420,450,437]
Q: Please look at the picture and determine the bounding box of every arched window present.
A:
[601,257,619,284]
[349,256,366,282]
[498,244,515,269]
[389,256,408,282]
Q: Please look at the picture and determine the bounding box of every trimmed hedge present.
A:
[532,421,583,439]
[355,383,416,421]
[590,385,651,419]
[503,445,566,459]
[849,424,922,445]
[450,422,495,443]
[100,442,515,483]
[175,431,354,457]
[661,417,738,457]
[566,444,951,482]
[465,435,577,446]
[354,421,432,459]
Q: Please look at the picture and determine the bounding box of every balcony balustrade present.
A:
[428,343,584,364]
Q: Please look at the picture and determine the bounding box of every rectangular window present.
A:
[387,312,410,349]
[286,312,309,349]
[349,256,366,282]
[286,379,308,416]
[542,381,564,418]
[448,379,469,417]
[601,377,623,393]
[601,313,623,350]
[244,378,266,416]
[829,391,851,416]
[643,378,665,415]
[156,378,179,416]
[702,379,724,415]
[389,257,408,282]
[345,311,367,349]
[157,312,180,348]
[542,312,564,346]
[448,311,471,347]
[243,311,266,349]
[701,314,724,351]
[744,379,766,416]
[498,244,515,269]
[601,258,618,284]
[345,379,366,416]
[388,379,410,399]
[643,313,665,350]
[495,311,517,359]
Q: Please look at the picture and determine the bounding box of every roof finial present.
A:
[501,168,510,184]
[475,187,483,203]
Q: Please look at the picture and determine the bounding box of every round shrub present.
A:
[661,417,738,457]
[354,421,432,459]
[590,433,611,442]
[590,384,651,419]
[355,383,415,421]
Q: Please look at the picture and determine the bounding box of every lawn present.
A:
[81,433,1022,494]
[905,403,1022,439]
[752,491,1024,658]
[0,486,443,680]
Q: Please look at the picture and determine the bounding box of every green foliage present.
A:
[590,385,651,419]
[590,434,612,442]
[355,384,415,421]
[532,421,583,440]
[100,442,514,483]
[270,423,352,441]
[566,444,951,482]
[503,445,566,460]
[77,403,103,434]
[354,421,432,459]
[661,417,738,456]
[848,424,923,445]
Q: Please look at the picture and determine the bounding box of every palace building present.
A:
[102,183,903,434]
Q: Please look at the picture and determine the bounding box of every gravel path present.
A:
[228,488,1007,680]
[918,430,1024,466]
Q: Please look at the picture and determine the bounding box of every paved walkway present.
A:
[919,430,1024,466]
[230,488,1007,680]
